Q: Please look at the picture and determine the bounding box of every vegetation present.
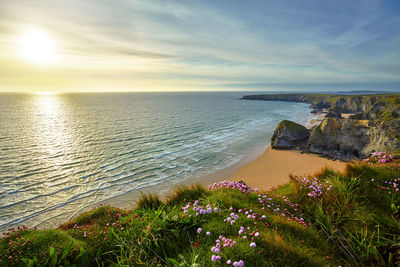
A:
[242,93,400,120]
[277,120,308,134]
[1,153,400,266]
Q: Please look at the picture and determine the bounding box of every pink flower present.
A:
[227,260,232,265]
[250,242,256,247]
[197,228,202,234]
[211,255,217,262]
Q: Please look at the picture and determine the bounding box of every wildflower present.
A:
[206,231,210,236]
[197,228,202,234]
[233,262,240,267]
[227,259,232,265]
[216,255,221,260]
[211,255,217,262]
[250,242,256,247]
[239,260,245,267]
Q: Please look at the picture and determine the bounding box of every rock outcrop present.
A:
[244,93,400,161]
[242,93,400,120]
[308,118,400,160]
[271,120,310,150]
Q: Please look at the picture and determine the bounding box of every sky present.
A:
[0,0,399,92]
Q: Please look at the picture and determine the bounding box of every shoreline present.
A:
[103,143,267,209]
[35,110,329,229]
[104,112,326,209]
[104,145,348,211]
[33,106,319,230]
[93,113,331,210]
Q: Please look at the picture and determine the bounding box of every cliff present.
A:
[308,118,400,160]
[242,93,400,160]
[242,93,400,120]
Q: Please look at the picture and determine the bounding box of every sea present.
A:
[0,92,315,232]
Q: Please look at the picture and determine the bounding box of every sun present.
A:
[18,29,56,64]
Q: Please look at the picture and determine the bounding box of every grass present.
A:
[1,153,400,266]
[277,120,308,134]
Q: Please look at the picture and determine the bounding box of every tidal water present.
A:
[0,92,314,232]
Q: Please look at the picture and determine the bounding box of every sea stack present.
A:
[271,120,310,150]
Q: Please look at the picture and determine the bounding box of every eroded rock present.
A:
[271,120,310,150]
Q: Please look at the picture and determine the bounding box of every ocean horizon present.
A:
[0,91,315,232]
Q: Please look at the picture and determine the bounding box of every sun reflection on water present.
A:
[32,94,72,165]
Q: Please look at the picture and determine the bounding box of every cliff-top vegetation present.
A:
[242,93,400,120]
[1,153,400,266]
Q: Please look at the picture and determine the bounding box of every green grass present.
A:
[1,154,400,266]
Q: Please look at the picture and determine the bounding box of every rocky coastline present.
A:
[242,93,400,161]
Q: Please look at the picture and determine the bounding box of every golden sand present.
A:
[230,146,347,189]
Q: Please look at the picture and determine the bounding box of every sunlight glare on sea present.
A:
[0,92,315,232]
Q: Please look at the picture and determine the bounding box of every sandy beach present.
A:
[107,145,348,210]
[229,146,347,190]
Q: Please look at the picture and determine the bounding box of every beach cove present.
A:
[2,93,399,266]
[107,145,347,210]
[0,92,317,232]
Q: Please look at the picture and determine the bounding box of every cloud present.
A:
[0,0,399,92]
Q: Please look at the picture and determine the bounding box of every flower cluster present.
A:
[0,225,31,265]
[363,152,397,164]
[370,178,399,195]
[224,211,240,225]
[193,180,311,265]
[210,235,245,265]
[196,205,267,265]
[209,180,259,194]
[256,194,307,228]
[298,177,333,198]
[182,200,220,217]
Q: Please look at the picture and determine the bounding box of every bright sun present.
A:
[18,29,56,64]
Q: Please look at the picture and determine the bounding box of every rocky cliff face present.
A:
[270,118,400,161]
[308,118,400,160]
[242,94,400,120]
[271,120,309,149]
[245,93,400,160]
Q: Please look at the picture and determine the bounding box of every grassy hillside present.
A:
[1,153,400,266]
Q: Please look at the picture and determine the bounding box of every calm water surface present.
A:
[0,92,314,231]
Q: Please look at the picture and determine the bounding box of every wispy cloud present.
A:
[0,0,399,92]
